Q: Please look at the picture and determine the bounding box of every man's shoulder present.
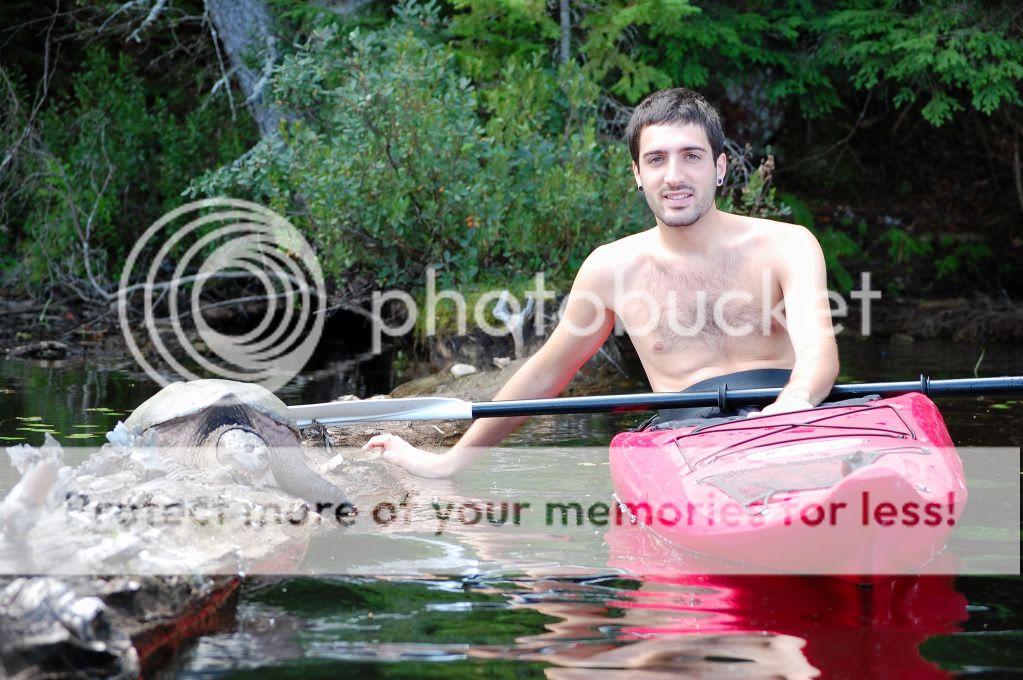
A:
[573,230,653,288]
[727,213,819,247]
[590,229,655,259]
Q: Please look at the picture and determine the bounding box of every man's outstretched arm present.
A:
[365,252,617,477]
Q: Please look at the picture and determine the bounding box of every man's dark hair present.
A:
[625,88,725,163]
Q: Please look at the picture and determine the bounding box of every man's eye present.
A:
[685,153,700,161]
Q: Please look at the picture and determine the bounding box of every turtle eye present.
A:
[217,429,270,473]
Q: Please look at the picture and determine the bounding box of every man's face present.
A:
[631,122,726,228]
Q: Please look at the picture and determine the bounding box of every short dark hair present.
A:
[624,88,725,163]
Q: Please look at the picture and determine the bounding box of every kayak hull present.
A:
[608,393,966,573]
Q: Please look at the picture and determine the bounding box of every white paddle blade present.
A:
[287,397,474,426]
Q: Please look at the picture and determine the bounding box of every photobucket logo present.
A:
[117,198,325,391]
[370,268,882,351]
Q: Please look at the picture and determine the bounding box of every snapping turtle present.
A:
[122,379,352,511]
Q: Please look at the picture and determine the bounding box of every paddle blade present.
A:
[287,397,473,426]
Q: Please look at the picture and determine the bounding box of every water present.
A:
[1,337,1021,677]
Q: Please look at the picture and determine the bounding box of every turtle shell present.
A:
[123,379,296,434]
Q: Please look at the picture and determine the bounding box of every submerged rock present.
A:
[0,574,241,678]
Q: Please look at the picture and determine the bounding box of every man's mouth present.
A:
[663,190,694,206]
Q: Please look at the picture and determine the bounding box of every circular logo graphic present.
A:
[118,198,325,391]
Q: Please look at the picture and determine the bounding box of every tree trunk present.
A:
[205,0,281,137]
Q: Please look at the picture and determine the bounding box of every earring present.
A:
[637,186,644,192]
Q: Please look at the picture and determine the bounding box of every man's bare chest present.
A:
[612,253,782,350]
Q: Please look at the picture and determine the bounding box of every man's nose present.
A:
[665,157,687,185]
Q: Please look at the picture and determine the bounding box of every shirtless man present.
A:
[366,87,839,477]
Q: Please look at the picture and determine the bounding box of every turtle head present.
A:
[144,395,300,483]
[215,427,271,480]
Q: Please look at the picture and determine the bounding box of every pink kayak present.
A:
[608,392,967,573]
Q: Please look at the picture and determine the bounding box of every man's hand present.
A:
[363,433,453,478]
[746,397,815,418]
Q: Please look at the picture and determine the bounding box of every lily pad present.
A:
[66,432,102,440]
[15,416,44,422]
[85,407,125,416]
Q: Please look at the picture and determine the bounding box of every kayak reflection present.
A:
[596,523,968,679]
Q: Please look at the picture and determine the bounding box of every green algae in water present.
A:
[920,631,1023,672]
[246,578,558,646]
[85,407,126,417]
[223,659,551,679]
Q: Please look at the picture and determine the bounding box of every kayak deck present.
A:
[609,392,966,574]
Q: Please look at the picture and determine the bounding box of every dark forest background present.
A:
[2,0,1020,318]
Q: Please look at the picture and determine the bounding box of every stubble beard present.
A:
[649,186,717,228]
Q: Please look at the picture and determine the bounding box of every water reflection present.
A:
[171,572,967,678]
[501,575,965,679]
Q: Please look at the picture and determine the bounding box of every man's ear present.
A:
[632,160,642,190]
[716,153,727,182]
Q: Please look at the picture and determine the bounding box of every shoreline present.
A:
[2,291,1022,366]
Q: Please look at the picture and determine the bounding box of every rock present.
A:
[8,340,75,361]
[493,357,511,369]
[450,363,477,378]
[321,453,347,474]
[0,574,242,677]
[0,576,139,678]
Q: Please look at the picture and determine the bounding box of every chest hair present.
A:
[619,251,770,352]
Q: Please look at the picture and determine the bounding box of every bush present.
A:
[191,1,647,292]
[12,47,253,290]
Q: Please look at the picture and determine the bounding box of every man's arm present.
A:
[759,225,839,415]
[364,251,617,477]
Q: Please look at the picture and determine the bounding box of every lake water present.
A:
[1,337,1020,677]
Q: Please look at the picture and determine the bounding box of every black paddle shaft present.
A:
[468,375,1023,418]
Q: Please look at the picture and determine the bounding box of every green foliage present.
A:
[716,154,791,222]
[445,0,1023,123]
[192,1,646,292]
[447,0,559,80]
[13,47,253,287]
[813,227,861,294]
[447,0,788,104]
[881,227,993,285]
[815,2,1023,125]
[882,225,933,264]
[578,0,703,101]
[6,0,1015,306]
[777,192,862,294]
